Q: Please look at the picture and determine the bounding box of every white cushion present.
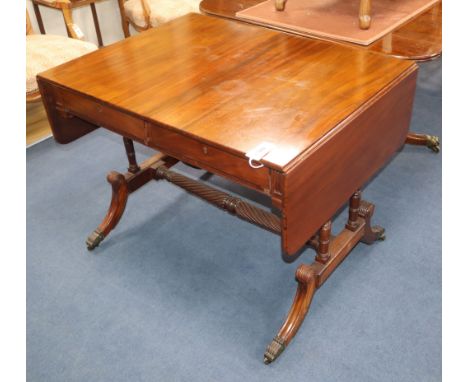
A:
[26,34,97,95]
[124,0,201,28]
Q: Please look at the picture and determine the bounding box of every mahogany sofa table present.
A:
[38,14,418,364]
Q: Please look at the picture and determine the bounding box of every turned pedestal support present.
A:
[263,191,385,364]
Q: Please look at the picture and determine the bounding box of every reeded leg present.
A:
[264,264,317,364]
[275,0,287,12]
[359,0,372,29]
[405,132,440,153]
[86,171,128,250]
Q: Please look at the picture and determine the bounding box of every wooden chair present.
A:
[32,0,120,47]
[26,10,98,103]
[276,0,372,30]
[118,0,201,37]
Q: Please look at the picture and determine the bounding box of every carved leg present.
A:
[85,153,178,250]
[275,0,287,12]
[358,200,385,244]
[86,171,129,250]
[405,132,440,153]
[265,192,385,364]
[359,0,372,30]
[264,264,317,364]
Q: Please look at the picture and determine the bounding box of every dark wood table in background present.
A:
[38,14,418,364]
[200,0,442,61]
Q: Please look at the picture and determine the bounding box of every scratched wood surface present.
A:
[38,13,414,170]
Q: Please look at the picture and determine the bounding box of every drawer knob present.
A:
[202,146,208,155]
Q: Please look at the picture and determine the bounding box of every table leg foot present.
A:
[275,0,287,12]
[359,200,386,244]
[86,171,128,250]
[264,264,317,364]
[86,229,105,250]
[405,132,440,153]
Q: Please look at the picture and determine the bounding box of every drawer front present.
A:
[147,123,272,193]
[55,87,145,142]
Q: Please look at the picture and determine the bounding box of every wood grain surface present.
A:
[38,13,414,170]
[38,14,417,259]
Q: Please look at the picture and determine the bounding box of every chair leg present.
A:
[33,3,46,34]
[275,0,287,11]
[117,0,131,38]
[61,7,80,39]
[359,0,372,29]
[90,3,104,47]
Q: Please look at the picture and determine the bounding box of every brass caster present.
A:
[263,336,285,364]
[426,135,440,153]
[86,229,104,250]
[374,226,386,241]
[275,0,286,11]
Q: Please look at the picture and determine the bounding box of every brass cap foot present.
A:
[86,229,104,251]
[275,0,286,11]
[264,336,285,364]
[426,135,440,153]
[373,226,386,241]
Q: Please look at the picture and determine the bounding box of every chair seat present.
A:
[124,0,201,29]
[26,34,97,96]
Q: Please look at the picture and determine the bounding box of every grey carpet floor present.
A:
[27,58,441,382]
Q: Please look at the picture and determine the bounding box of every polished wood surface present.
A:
[200,0,442,61]
[38,13,417,257]
[282,68,416,254]
[38,13,414,170]
[38,14,418,363]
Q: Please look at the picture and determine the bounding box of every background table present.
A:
[200,0,442,61]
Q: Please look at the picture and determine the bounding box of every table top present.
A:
[39,13,414,170]
[200,0,442,61]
